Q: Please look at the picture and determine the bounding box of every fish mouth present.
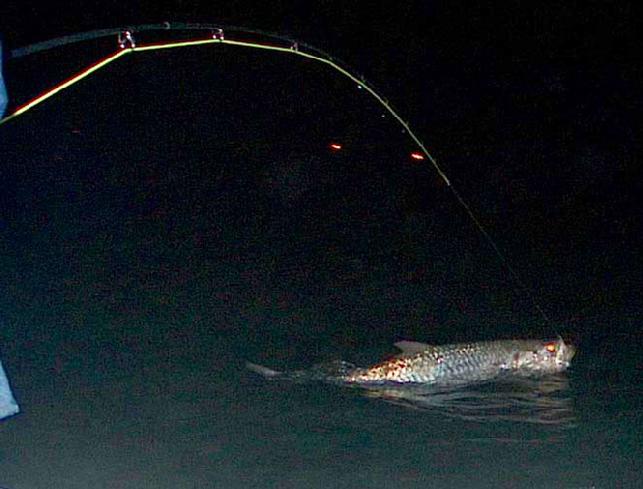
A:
[567,343,577,360]
[557,341,576,368]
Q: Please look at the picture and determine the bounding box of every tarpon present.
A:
[247,337,576,386]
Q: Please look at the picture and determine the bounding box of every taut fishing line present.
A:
[1,22,551,325]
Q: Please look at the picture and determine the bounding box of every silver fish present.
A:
[247,337,576,386]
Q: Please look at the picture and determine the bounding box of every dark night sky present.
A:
[1,1,640,332]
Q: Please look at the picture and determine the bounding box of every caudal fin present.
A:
[246,361,282,378]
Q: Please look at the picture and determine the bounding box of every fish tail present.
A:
[246,361,282,378]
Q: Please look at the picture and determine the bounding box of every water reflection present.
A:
[357,375,575,426]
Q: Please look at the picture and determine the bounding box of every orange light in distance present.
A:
[329,143,342,151]
[410,152,425,161]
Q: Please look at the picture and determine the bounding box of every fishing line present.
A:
[1,23,550,324]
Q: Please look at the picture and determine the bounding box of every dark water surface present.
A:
[1,49,640,488]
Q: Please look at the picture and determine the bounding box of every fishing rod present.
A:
[1,22,551,325]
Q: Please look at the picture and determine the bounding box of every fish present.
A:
[247,337,575,386]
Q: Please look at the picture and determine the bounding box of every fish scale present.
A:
[248,338,576,386]
[341,339,575,385]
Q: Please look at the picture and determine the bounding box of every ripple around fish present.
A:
[354,374,576,426]
[247,358,576,427]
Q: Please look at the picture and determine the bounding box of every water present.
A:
[0,327,639,488]
[1,50,640,488]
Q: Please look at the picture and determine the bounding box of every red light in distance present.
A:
[329,143,342,150]
[410,152,425,161]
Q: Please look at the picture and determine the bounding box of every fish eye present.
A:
[544,342,557,354]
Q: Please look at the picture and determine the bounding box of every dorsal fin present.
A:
[394,340,431,354]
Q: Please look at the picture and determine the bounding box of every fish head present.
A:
[515,337,576,374]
